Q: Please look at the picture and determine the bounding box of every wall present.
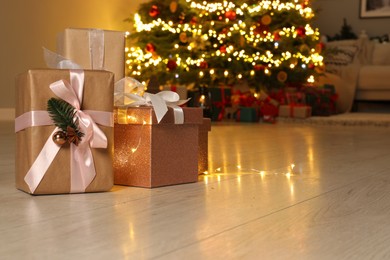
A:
[0,0,148,117]
[313,0,390,39]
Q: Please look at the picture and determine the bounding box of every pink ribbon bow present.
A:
[15,70,113,193]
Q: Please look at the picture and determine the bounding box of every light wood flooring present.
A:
[1,120,390,259]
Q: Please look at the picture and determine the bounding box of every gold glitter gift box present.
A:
[114,107,204,188]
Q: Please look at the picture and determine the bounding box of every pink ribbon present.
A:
[15,70,113,193]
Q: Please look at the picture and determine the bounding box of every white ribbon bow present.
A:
[114,77,189,124]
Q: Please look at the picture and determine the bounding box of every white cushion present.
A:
[325,40,359,70]
[358,66,390,90]
[371,43,390,65]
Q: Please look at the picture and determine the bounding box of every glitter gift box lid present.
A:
[114,106,203,125]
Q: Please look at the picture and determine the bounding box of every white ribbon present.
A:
[89,29,105,70]
[43,47,82,69]
[114,77,189,124]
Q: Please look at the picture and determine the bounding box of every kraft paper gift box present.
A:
[199,118,211,174]
[57,28,125,81]
[114,107,203,188]
[15,69,114,195]
[278,105,312,118]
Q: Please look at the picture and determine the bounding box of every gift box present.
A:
[278,105,312,118]
[198,118,211,174]
[209,86,232,121]
[57,28,125,81]
[186,89,200,107]
[186,86,213,118]
[162,84,188,100]
[15,69,114,194]
[258,90,280,123]
[285,92,306,105]
[235,107,259,122]
[114,107,203,188]
[304,85,338,116]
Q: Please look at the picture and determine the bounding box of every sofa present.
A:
[319,34,390,113]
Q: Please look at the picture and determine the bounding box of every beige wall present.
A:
[313,0,390,39]
[0,0,148,110]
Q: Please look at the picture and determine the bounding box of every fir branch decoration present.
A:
[47,98,84,145]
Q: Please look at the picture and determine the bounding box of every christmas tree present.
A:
[125,0,324,90]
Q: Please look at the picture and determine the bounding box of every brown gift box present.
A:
[199,118,211,174]
[15,69,114,194]
[57,28,125,81]
[278,105,312,118]
[114,107,203,188]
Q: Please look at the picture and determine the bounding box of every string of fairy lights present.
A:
[125,0,324,85]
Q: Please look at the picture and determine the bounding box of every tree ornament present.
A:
[145,43,156,53]
[179,32,188,43]
[52,131,67,146]
[261,15,272,26]
[301,1,309,8]
[149,5,160,18]
[190,17,198,25]
[254,24,269,36]
[277,71,288,83]
[47,98,84,146]
[220,28,229,35]
[220,45,227,53]
[199,61,208,69]
[169,1,178,13]
[273,30,281,41]
[254,64,265,71]
[308,63,315,70]
[225,10,237,21]
[296,26,306,37]
[167,59,177,71]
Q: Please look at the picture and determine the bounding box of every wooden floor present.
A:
[2,119,390,259]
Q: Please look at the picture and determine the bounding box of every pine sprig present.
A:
[47,98,84,144]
